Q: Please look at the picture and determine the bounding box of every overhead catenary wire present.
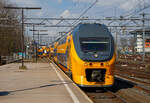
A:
[53,0,98,41]
[122,0,150,18]
[71,0,98,26]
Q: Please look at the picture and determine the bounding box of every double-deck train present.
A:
[38,46,49,57]
[52,23,116,87]
[49,45,54,59]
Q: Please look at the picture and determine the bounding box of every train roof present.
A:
[51,23,110,44]
[72,23,111,37]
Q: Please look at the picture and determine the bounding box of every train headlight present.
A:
[94,54,98,58]
[84,63,88,66]
[105,62,110,67]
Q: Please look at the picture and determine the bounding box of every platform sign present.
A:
[18,52,25,59]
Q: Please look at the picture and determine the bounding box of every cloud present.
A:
[120,0,149,11]
[71,0,149,11]
[8,0,42,17]
[72,0,91,3]
[51,10,72,25]
[119,0,140,11]
[8,0,39,6]
[60,9,79,18]
[72,0,120,5]
[36,11,43,17]
[58,0,62,3]
[60,10,71,18]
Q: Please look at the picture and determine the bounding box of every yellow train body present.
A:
[70,36,115,86]
[49,45,54,59]
[38,48,43,57]
[53,42,59,63]
[38,46,49,58]
[53,23,116,87]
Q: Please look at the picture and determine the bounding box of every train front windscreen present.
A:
[73,23,114,62]
[80,37,110,53]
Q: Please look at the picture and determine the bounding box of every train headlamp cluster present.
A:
[84,62,108,67]
[94,54,98,58]
[105,62,110,67]
[84,63,88,66]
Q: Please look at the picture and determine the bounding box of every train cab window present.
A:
[80,37,110,53]
[44,50,47,53]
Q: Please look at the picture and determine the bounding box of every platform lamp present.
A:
[4,6,41,69]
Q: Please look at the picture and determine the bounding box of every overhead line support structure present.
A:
[29,29,48,62]
[4,6,41,67]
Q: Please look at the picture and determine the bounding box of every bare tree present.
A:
[0,0,22,56]
[120,37,128,52]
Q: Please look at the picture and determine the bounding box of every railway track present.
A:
[45,58,129,103]
[115,65,150,80]
[115,72,150,86]
[115,61,150,96]
[83,77,150,103]
[84,76,150,103]
[84,87,128,103]
[115,65,150,95]
[118,55,150,63]
[43,58,150,103]
[115,74,150,95]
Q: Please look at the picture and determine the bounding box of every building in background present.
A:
[130,28,150,53]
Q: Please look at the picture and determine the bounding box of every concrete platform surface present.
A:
[0,63,92,103]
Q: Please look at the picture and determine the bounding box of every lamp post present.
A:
[29,29,48,62]
[4,6,41,68]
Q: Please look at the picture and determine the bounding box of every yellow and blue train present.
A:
[38,46,49,58]
[53,23,116,87]
[49,45,54,59]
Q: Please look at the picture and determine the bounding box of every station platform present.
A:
[0,63,92,103]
